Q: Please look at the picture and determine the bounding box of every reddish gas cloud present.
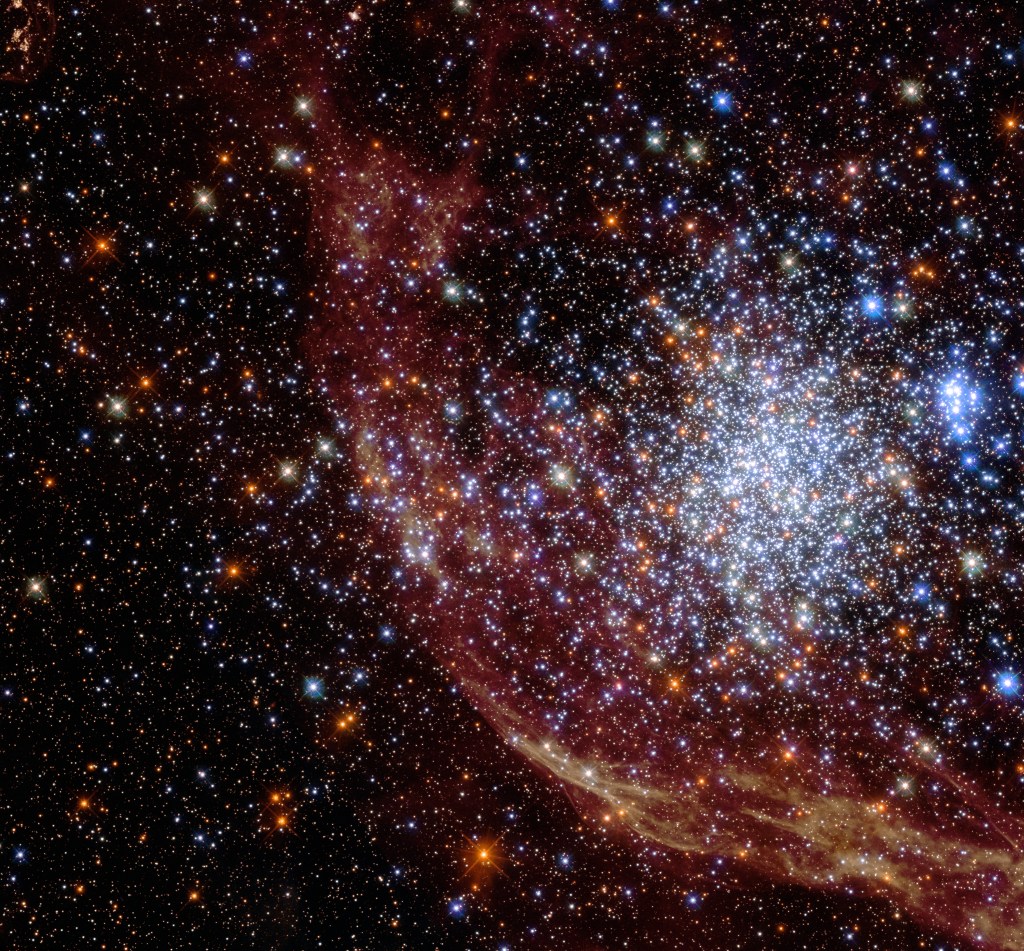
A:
[281,7,1024,947]
[0,0,54,83]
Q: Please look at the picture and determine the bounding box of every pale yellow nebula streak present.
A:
[468,681,1024,950]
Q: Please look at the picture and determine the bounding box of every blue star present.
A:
[712,91,734,113]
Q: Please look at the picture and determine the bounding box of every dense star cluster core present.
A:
[3,2,1024,949]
